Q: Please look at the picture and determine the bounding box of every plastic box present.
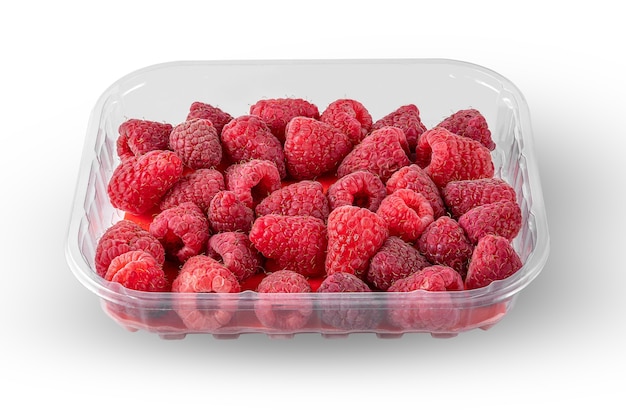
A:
[65,59,550,339]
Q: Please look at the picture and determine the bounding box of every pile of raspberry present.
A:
[96,99,523,302]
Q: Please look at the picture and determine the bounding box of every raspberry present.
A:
[94,220,165,277]
[220,115,287,178]
[388,265,464,292]
[250,98,320,141]
[376,189,434,242]
[365,236,431,291]
[465,234,522,290]
[256,270,312,293]
[458,200,522,244]
[435,109,495,151]
[249,214,327,277]
[386,164,447,219]
[325,206,389,278]
[415,127,494,188]
[116,118,172,160]
[169,118,222,170]
[337,126,411,183]
[149,202,210,263]
[186,101,233,135]
[441,177,518,219]
[371,104,427,152]
[255,180,329,221]
[107,150,183,215]
[320,98,373,145]
[283,117,352,180]
[159,168,225,213]
[326,170,386,212]
[224,159,282,209]
[317,272,371,293]
[207,231,263,281]
[255,270,313,331]
[417,216,474,277]
[104,250,169,292]
[207,190,255,234]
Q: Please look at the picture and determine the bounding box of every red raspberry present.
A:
[458,200,522,244]
[225,159,282,209]
[337,126,411,183]
[317,272,371,293]
[186,101,233,135]
[255,180,330,221]
[207,231,263,281]
[387,265,464,292]
[221,115,287,178]
[116,118,172,160]
[386,164,447,219]
[104,250,169,292]
[325,206,389,278]
[255,270,313,331]
[94,220,165,277]
[250,98,320,141]
[169,118,222,170]
[415,127,494,188]
[207,190,255,234]
[371,104,427,152]
[441,177,518,219]
[320,98,373,145]
[159,168,225,213]
[256,270,312,293]
[365,236,431,291]
[326,170,386,212]
[417,216,474,277]
[249,214,327,277]
[376,189,434,242]
[465,234,522,290]
[107,150,183,215]
[149,202,210,263]
[435,109,495,151]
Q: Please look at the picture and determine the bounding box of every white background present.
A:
[1,1,624,415]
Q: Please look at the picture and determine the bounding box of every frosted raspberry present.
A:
[320,98,373,145]
[207,190,255,234]
[159,168,225,213]
[249,214,327,277]
[116,118,172,160]
[107,150,183,215]
[207,232,263,281]
[186,101,233,135]
[283,117,353,180]
[256,270,312,293]
[386,164,447,219]
[169,118,222,170]
[326,170,386,212]
[388,265,464,292]
[255,270,313,331]
[441,177,518,219]
[372,104,427,152]
[337,126,411,183]
[417,216,474,277]
[105,250,169,292]
[458,200,522,244]
[465,234,522,290]
[149,202,210,263]
[221,115,286,178]
[436,109,495,151]
[255,180,329,221]
[376,189,434,242]
[317,272,371,293]
[225,159,282,209]
[250,98,320,141]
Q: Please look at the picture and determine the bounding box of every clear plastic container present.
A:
[65,59,550,339]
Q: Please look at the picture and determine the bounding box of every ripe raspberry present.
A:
[283,117,352,180]
[104,250,169,292]
[386,164,447,219]
[256,270,312,293]
[116,118,172,160]
[458,200,522,244]
[249,214,327,277]
[107,150,183,215]
[336,126,411,183]
[149,202,210,263]
[325,206,389,278]
[159,168,225,213]
[387,265,464,292]
[465,234,522,290]
[169,118,222,170]
[255,180,329,221]
[365,236,431,291]
[94,220,165,277]
[415,127,494,188]
[255,270,313,331]
[221,115,286,178]
[371,104,427,151]
[320,98,373,145]
[435,109,495,151]
[224,159,282,209]
[186,101,233,135]
[317,272,371,293]
[326,170,386,212]
[207,190,255,234]
[441,177,518,219]
[417,216,474,277]
[250,98,320,141]
[207,232,263,281]
[376,189,434,242]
